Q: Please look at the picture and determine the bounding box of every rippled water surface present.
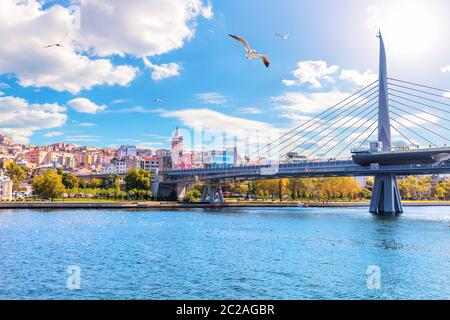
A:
[0,207,449,299]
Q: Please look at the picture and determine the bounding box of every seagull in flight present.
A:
[43,32,68,48]
[274,32,290,40]
[229,34,270,68]
[153,97,164,103]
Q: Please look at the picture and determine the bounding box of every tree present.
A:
[6,162,27,192]
[32,169,66,200]
[90,178,102,189]
[184,189,202,202]
[102,175,121,191]
[61,172,79,189]
[124,169,151,192]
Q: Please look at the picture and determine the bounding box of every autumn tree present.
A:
[6,161,27,192]
[32,169,66,200]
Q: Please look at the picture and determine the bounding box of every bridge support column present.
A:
[201,187,207,202]
[201,185,225,204]
[370,174,403,215]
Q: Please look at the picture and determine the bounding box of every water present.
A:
[0,206,449,300]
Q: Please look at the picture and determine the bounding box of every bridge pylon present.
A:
[370,32,403,215]
[201,183,225,204]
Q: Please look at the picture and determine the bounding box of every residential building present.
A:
[0,170,12,201]
[118,145,137,159]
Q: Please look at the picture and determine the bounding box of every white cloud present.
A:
[201,1,214,19]
[395,113,439,128]
[240,107,262,115]
[282,80,297,87]
[0,1,139,94]
[442,65,450,73]
[340,69,377,87]
[0,0,212,93]
[44,131,64,138]
[68,98,106,114]
[443,92,450,98]
[65,135,100,142]
[272,90,352,115]
[283,60,339,88]
[162,108,273,133]
[72,120,96,127]
[143,58,180,81]
[196,92,227,105]
[0,95,67,143]
[0,83,9,89]
[0,91,3,96]
[76,0,213,57]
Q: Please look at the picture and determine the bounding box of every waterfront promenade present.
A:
[0,201,448,209]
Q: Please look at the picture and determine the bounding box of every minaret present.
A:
[377,32,391,152]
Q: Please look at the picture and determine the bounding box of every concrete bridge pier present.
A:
[370,174,403,215]
[201,184,225,204]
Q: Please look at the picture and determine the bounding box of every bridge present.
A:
[155,33,450,215]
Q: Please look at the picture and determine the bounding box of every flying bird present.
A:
[275,32,290,40]
[153,98,164,103]
[228,34,270,68]
[43,32,68,48]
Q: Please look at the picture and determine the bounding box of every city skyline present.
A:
[0,0,449,152]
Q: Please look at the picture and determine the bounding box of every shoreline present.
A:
[0,201,449,209]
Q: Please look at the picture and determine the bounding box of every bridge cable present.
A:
[251,80,379,158]
[333,120,379,159]
[388,92,450,115]
[261,85,380,158]
[305,106,379,158]
[390,118,438,147]
[388,82,450,100]
[390,110,449,142]
[389,98,450,123]
[390,125,417,147]
[275,93,380,157]
[356,126,378,150]
[389,92,450,116]
[389,105,450,132]
[319,113,379,159]
[301,101,379,157]
[252,85,378,156]
[388,77,450,95]
[388,87,450,108]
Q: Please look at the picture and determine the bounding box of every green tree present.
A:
[184,189,202,202]
[61,172,79,189]
[90,178,102,189]
[6,162,27,192]
[32,169,66,200]
[124,169,151,192]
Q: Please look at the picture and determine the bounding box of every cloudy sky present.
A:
[0,0,449,156]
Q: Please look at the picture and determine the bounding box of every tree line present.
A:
[31,168,152,201]
[185,176,450,202]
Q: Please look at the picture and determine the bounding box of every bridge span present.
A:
[153,33,450,215]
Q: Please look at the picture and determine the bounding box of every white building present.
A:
[101,161,129,175]
[118,145,137,159]
[0,170,13,201]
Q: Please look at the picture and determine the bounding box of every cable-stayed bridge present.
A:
[156,33,450,215]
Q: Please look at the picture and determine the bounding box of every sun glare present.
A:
[368,0,442,57]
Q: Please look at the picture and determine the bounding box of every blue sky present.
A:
[0,0,449,157]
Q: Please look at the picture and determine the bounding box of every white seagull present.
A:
[229,34,270,68]
[153,98,164,103]
[274,32,290,40]
[44,32,68,48]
